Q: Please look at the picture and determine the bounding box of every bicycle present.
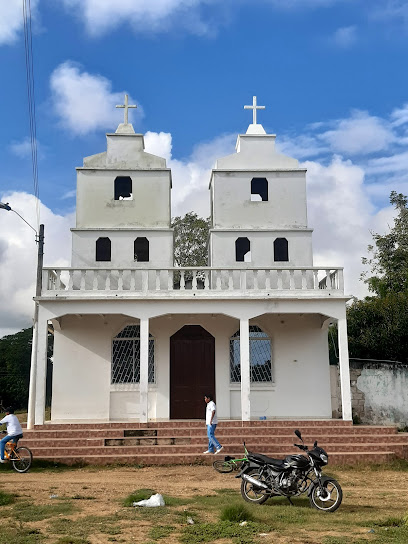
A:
[213,444,249,473]
[1,432,32,473]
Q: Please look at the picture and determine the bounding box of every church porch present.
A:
[30,296,352,426]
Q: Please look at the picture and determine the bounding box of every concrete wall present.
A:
[51,312,332,422]
[71,229,174,268]
[211,171,308,229]
[209,229,313,268]
[331,361,408,426]
[76,170,171,229]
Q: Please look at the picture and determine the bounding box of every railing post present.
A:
[204,270,209,290]
[277,269,283,290]
[228,270,234,290]
[142,270,148,292]
[155,270,161,291]
[301,269,307,290]
[167,269,173,291]
[180,270,185,290]
[192,270,198,291]
[118,270,124,291]
[92,270,98,290]
[265,270,271,290]
[313,270,319,290]
[80,270,86,290]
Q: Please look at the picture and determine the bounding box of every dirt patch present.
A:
[1,464,408,543]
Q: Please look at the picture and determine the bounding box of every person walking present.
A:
[203,394,223,454]
[0,407,23,463]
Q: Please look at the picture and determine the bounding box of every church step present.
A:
[21,425,400,441]
[23,442,408,458]
[19,433,407,449]
[22,451,397,466]
[32,419,354,431]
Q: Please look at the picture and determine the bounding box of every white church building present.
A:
[28,96,352,426]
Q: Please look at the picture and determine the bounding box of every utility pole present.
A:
[0,202,45,429]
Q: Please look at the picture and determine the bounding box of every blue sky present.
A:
[1,0,408,337]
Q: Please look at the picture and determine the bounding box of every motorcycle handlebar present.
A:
[294,443,308,451]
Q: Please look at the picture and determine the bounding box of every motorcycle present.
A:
[236,429,342,512]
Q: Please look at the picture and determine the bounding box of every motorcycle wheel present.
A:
[213,459,233,473]
[309,478,342,512]
[240,470,270,505]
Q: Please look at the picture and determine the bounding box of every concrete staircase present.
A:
[19,420,408,466]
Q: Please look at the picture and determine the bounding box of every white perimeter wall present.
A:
[51,313,331,421]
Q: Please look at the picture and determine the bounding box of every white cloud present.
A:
[9,138,45,160]
[391,103,408,127]
[145,131,235,217]
[50,61,143,135]
[304,156,398,298]
[60,0,217,36]
[320,111,395,155]
[0,0,39,46]
[331,25,357,48]
[0,192,73,338]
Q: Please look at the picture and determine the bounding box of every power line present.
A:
[22,0,40,229]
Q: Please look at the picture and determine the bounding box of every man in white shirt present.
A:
[203,394,223,454]
[0,407,23,463]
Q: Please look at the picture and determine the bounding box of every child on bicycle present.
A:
[0,407,23,463]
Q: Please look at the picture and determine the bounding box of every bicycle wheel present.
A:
[11,447,33,473]
[213,459,233,473]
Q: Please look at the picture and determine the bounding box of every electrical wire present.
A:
[22,0,40,230]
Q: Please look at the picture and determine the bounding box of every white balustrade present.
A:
[40,266,344,295]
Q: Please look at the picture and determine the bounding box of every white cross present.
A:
[244,96,265,125]
[116,94,137,125]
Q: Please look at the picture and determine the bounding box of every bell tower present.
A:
[71,95,173,269]
[209,96,313,268]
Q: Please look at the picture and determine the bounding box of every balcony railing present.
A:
[41,266,344,296]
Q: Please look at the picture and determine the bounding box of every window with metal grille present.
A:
[134,237,149,262]
[112,325,155,384]
[230,325,272,383]
[96,237,111,261]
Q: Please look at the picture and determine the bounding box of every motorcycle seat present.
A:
[249,453,285,467]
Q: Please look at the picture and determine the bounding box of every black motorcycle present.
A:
[236,430,342,512]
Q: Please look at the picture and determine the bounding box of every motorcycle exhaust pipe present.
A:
[242,474,269,490]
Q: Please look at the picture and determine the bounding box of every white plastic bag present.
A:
[133,493,165,507]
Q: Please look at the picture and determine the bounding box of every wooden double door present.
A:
[170,325,215,419]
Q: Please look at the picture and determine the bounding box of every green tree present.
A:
[0,327,53,410]
[362,191,408,296]
[171,212,210,267]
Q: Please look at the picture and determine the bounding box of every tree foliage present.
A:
[171,212,210,267]
[0,327,53,410]
[362,191,408,296]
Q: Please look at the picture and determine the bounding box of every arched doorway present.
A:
[170,325,215,419]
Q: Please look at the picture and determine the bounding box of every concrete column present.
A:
[139,317,149,423]
[338,316,352,421]
[240,318,251,421]
[27,304,39,430]
[34,306,48,426]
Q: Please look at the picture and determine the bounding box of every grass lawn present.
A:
[0,462,408,543]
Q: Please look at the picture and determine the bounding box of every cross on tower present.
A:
[244,96,265,125]
[116,94,137,125]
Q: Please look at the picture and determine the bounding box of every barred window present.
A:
[230,325,272,383]
[112,325,155,384]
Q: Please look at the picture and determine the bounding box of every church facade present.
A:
[28,97,352,426]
